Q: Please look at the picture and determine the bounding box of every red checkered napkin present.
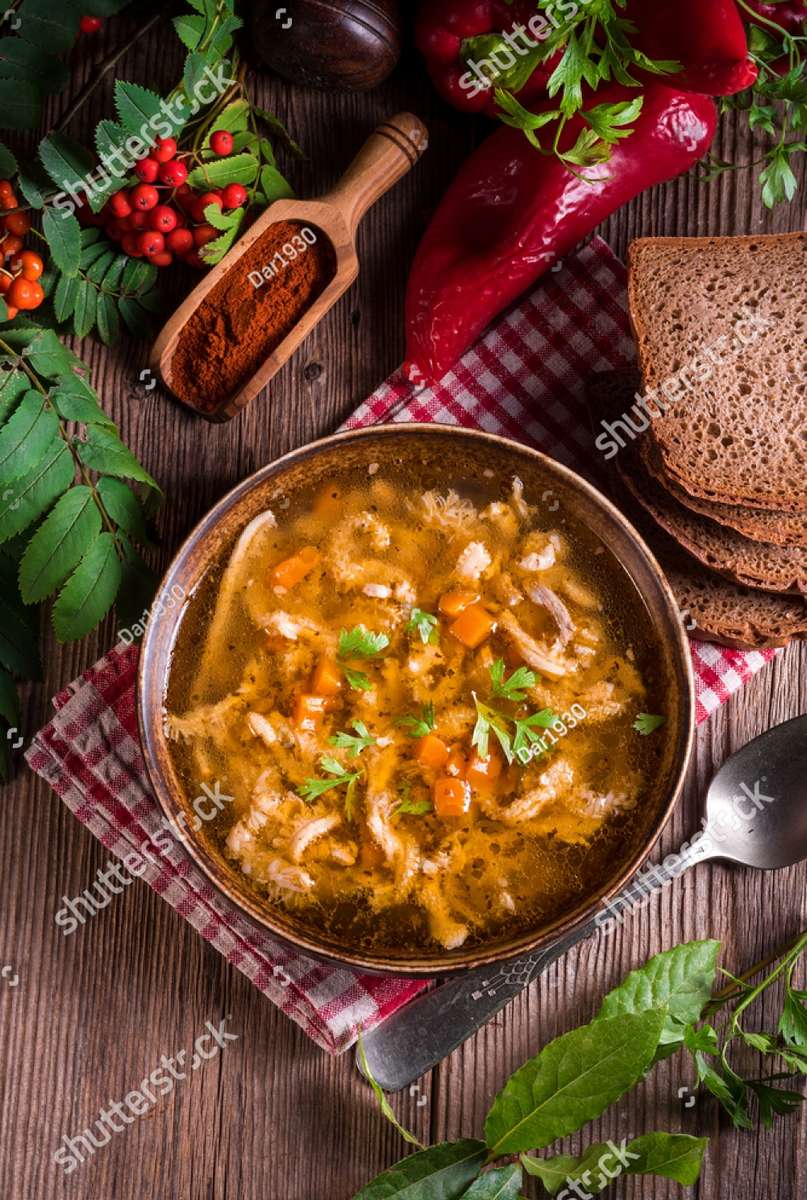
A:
[26,236,775,1055]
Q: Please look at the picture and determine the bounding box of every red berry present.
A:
[166,227,193,255]
[105,220,126,242]
[174,183,195,212]
[149,205,178,233]
[152,137,177,163]
[150,251,173,267]
[184,250,206,269]
[8,277,36,309]
[209,130,233,156]
[121,232,143,257]
[193,191,223,222]
[158,160,187,187]
[138,230,165,257]
[221,183,247,210]
[193,223,217,248]
[134,157,159,184]
[109,190,132,219]
[129,210,149,230]
[130,184,159,211]
[79,15,102,34]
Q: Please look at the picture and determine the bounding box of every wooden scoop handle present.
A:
[325,112,428,240]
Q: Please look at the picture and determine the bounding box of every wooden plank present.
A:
[1,19,805,1200]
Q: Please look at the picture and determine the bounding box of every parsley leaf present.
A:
[396,702,436,739]
[472,695,514,763]
[634,713,666,736]
[394,795,434,817]
[490,658,536,702]
[338,625,390,659]
[299,756,360,819]
[513,709,556,761]
[343,667,372,693]
[329,720,375,757]
[406,608,440,646]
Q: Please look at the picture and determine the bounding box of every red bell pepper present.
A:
[404,84,717,385]
[415,0,560,115]
[627,0,757,95]
[743,0,807,32]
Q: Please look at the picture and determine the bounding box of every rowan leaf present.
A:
[186,152,259,189]
[0,439,74,542]
[0,591,41,679]
[118,297,154,339]
[72,280,97,338]
[0,78,41,129]
[260,163,294,202]
[77,425,160,492]
[50,377,116,428]
[23,328,83,378]
[53,272,79,322]
[0,140,18,179]
[113,80,165,138]
[120,257,157,295]
[97,476,148,542]
[19,485,103,603]
[0,391,59,485]
[43,208,81,277]
[0,369,30,423]
[95,292,120,345]
[38,132,95,194]
[52,531,122,641]
[17,0,81,53]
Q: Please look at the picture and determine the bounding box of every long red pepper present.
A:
[627,0,757,95]
[404,84,717,385]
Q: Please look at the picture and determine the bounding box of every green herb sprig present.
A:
[299,755,361,820]
[405,608,440,646]
[338,625,390,692]
[396,702,436,739]
[329,720,376,758]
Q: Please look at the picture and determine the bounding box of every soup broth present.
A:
[166,463,671,956]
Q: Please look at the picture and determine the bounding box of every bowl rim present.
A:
[137,422,696,977]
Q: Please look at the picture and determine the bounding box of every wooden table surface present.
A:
[2,13,806,1200]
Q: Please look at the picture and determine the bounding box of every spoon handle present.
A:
[357,844,704,1092]
[326,113,429,239]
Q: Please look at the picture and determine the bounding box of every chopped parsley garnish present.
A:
[338,625,390,692]
[396,702,436,739]
[634,712,667,736]
[473,694,556,765]
[490,657,537,702]
[299,756,360,820]
[338,625,390,659]
[394,796,434,817]
[406,608,440,646]
[329,720,375,757]
[512,709,556,761]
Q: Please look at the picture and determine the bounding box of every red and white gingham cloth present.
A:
[26,236,776,1054]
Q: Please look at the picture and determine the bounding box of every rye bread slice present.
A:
[590,367,807,546]
[628,233,807,512]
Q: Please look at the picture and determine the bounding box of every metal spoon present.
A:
[357,714,807,1092]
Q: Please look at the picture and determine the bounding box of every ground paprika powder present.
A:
[170,219,336,415]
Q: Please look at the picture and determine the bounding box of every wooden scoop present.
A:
[150,112,428,422]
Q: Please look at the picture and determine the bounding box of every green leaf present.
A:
[397,702,436,739]
[120,257,157,294]
[113,80,165,138]
[95,292,120,345]
[0,591,40,679]
[259,163,294,201]
[77,425,160,492]
[0,666,20,727]
[199,222,241,265]
[0,139,18,178]
[173,12,204,51]
[38,132,94,194]
[633,712,666,735]
[0,391,59,485]
[96,476,147,542]
[583,97,644,143]
[23,328,83,378]
[0,368,30,423]
[42,208,81,277]
[338,625,390,659]
[329,719,375,757]
[356,1034,424,1150]
[100,254,128,294]
[0,439,73,542]
[483,1010,666,1156]
[52,531,122,641]
[0,77,40,129]
[95,118,129,164]
[760,146,800,208]
[344,666,372,692]
[186,151,259,190]
[597,940,719,1047]
[0,35,69,92]
[461,1164,522,1200]
[118,296,154,340]
[72,280,97,338]
[17,162,51,209]
[19,485,103,602]
[352,1140,487,1200]
[210,98,250,134]
[17,0,81,53]
[406,608,439,646]
[490,658,536,702]
[50,376,115,428]
[521,1133,707,1195]
[53,273,79,323]
[85,249,116,285]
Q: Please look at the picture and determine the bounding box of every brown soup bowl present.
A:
[138,425,695,977]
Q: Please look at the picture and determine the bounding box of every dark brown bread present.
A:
[628,233,807,512]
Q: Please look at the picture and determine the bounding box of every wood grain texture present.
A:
[1,13,805,1200]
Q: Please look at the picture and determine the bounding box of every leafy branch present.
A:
[353,936,806,1198]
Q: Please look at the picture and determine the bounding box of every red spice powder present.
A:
[170,220,336,414]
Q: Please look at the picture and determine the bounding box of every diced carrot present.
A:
[433,776,471,818]
[467,748,503,793]
[416,733,449,770]
[445,746,467,778]
[439,589,479,618]
[292,692,327,731]
[360,839,384,869]
[270,545,320,590]
[449,603,495,648]
[311,656,342,697]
